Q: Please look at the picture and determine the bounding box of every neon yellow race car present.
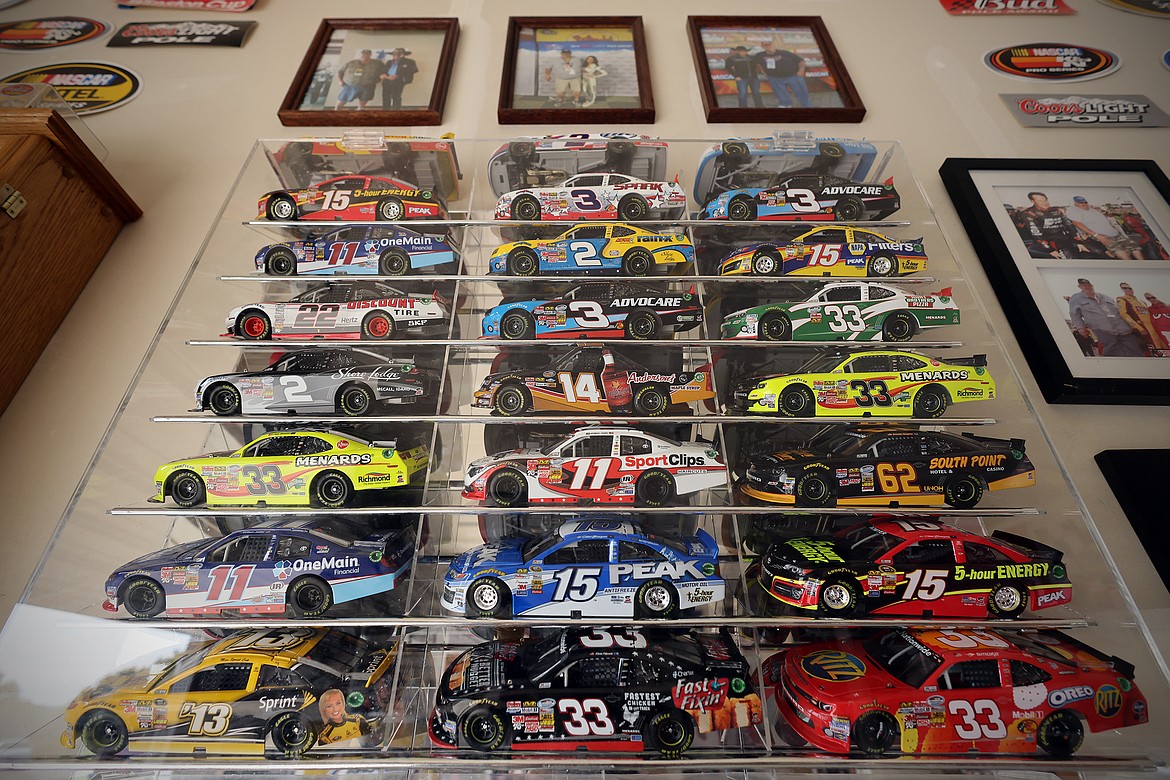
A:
[487,223,695,276]
[151,429,428,509]
[728,349,995,418]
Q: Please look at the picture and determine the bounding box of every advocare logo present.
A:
[0,62,141,114]
[984,44,1121,81]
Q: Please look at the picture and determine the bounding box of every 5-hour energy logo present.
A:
[0,62,141,114]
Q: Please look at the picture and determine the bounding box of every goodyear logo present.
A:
[1095,684,1122,718]
[0,62,141,114]
[800,650,866,682]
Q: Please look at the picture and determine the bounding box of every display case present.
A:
[0,133,1162,775]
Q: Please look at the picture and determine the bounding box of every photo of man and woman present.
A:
[300,27,443,112]
[510,26,641,109]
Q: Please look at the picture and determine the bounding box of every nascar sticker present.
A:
[0,62,141,114]
[939,0,1073,13]
[985,44,1121,81]
[1097,0,1170,15]
[117,0,256,11]
[1002,94,1170,127]
[0,17,109,50]
[108,21,256,47]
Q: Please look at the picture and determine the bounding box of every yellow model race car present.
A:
[728,350,995,418]
[487,223,695,276]
[151,429,428,509]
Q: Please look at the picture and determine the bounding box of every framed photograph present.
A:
[278,18,459,127]
[498,16,654,124]
[940,158,1170,405]
[686,16,865,123]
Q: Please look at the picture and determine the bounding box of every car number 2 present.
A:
[558,698,615,736]
[567,240,602,267]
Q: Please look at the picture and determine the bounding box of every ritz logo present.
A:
[800,650,867,682]
[1095,685,1122,718]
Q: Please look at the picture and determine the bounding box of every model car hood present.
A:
[752,450,822,470]
[448,538,526,576]
[441,641,524,699]
[763,537,847,569]
[116,538,212,572]
[784,641,903,700]
[164,449,235,466]
[74,666,155,704]
[475,448,544,467]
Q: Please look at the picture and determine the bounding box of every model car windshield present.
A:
[863,631,942,688]
[304,630,369,677]
[521,534,562,561]
[839,525,901,561]
[148,640,218,689]
[794,353,849,374]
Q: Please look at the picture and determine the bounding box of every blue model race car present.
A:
[104,517,414,618]
[441,518,725,620]
[254,224,458,276]
[487,223,694,277]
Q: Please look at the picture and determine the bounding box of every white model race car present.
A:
[495,173,687,222]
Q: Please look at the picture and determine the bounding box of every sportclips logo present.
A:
[985,44,1120,81]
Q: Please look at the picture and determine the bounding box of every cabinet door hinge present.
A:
[1,183,26,219]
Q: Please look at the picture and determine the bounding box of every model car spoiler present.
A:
[960,431,1026,452]
[948,354,988,368]
[989,530,1063,562]
[1043,629,1137,681]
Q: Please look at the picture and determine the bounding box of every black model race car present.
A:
[700,172,901,222]
[429,627,762,756]
[741,426,1036,509]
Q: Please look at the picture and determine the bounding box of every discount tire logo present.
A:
[0,62,141,114]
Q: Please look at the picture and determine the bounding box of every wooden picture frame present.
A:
[687,16,865,123]
[498,16,654,125]
[278,18,459,127]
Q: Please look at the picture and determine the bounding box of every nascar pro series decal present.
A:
[984,44,1121,81]
[0,62,141,114]
[0,17,109,50]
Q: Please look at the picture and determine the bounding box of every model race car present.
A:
[104,517,415,618]
[741,426,1036,509]
[462,424,726,507]
[763,627,1147,756]
[755,518,1071,619]
[481,283,703,340]
[728,350,995,419]
[473,346,713,417]
[717,226,928,278]
[151,429,429,509]
[487,223,694,277]
[224,281,450,341]
[63,627,397,757]
[430,626,762,755]
[257,174,446,222]
[195,348,437,416]
[254,225,458,276]
[720,283,959,342]
[487,134,669,196]
[441,518,724,619]
[495,173,687,222]
[699,174,900,222]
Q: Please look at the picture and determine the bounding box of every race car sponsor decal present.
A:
[0,17,109,50]
[1095,684,1122,717]
[984,44,1121,81]
[800,650,867,682]
[1002,94,1170,127]
[0,62,141,114]
[1097,0,1170,15]
[116,0,257,11]
[1047,684,1093,707]
[108,20,256,47]
[939,0,1073,12]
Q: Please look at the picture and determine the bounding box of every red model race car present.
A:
[764,627,1147,757]
[258,174,447,222]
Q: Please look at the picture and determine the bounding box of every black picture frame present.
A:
[940,157,1170,405]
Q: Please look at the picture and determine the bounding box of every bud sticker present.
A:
[0,62,141,114]
[116,0,257,11]
[985,44,1121,81]
[0,17,110,50]
[1002,94,1170,127]
[939,0,1074,13]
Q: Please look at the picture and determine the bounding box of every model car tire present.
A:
[312,471,353,508]
[362,312,396,340]
[867,253,898,277]
[618,194,650,221]
[1037,710,1084,758]
[794,467,835,507]
[779,385,816,417]
[121,577,166,619]
[943,473,984,509]
[818,577,861,617]
[606,140,634,160]
[511,194,542,221]
[720,141,751,164]
[818,142,845,160]
[493,383,531,416]
[643,708,694,758]
[486,468,528,507]
[80,710,129,756]
[265,248,297,276]
[508,140,536,163]
[500,310,534,340]
[728,195,757,221]
[286,576,334,618]
[461,703,511,751]
[632,385,669,416]
[621,247,653,277]
[206,383,242,416]
[625,310,659,340]
[752,249,782,276]
[759,312,792,341]
[988,582,1026,619]
[466,577,510,619]
[881,311,915,341]
[236,310,272,340]
[378,197,405,221]
[267,710,318,757]
[266,193,297,221]
[912,386,949,419]
[851,710,899,755]
[635,469,676,507]
[379,249,410,276]
[169,470,206,507]
[635,578,679,619]
[338,383,375,416]
[507,247,539,276]
[835,197,863,221]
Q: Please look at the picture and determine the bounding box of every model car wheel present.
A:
[779,385,816,417]
[493,383,531,416]
[912,386,949,419]
[852,710,899,755]
[500,310,534,340]
[486,468,528,507]
[606,139,634,160]
[121,577,165,619]
[818,577,861,617]
[635,469,676,507]
[206,382,242,416]
[467,577,510,619]
[643,708,694,758]
[379,249,410,276]
[265,248,297,276]
[622,247,653,276]
[1037,710,1084,758]
[266,193,297,221]
[236,310,272,340]
[867,253,897,277]
[759,312,792,341]
[618,194,650,221]
[751,249,781,276]
[794,466,835,508]
[625,310,659,340]
[362,312,396,340]
[943,473,984,509]
[633,385,669,416]
[721,140,751,162]
[286,576,334,618]
[267,710,317,757]
[635,579,679,619]
[338,383,375,416]
[170,470,206,507]
[728,195,757,221]
[819,142,845,160]
[881,311,916,342]
[988,582,1026,619]
[378,197,405,221]
[312,471,353,508]
[80,711,129,756]
[508,140,536,163]
[835,196,863,221]
[511,194,541,221]
[507,247,539,276]
[461,703,510,751]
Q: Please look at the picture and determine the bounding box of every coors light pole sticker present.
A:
[0,62,141,114]
[984,44,1121,81]
[1002,94,1170,127]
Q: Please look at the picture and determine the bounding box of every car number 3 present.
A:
[569,190,603,212]
[567,301,609,328]
[947,699,1007,740]
[558,698,615,736]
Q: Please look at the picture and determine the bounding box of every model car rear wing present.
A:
[989,530,1063,562]
[1043,629,1137,681]
[948,354,988,368]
